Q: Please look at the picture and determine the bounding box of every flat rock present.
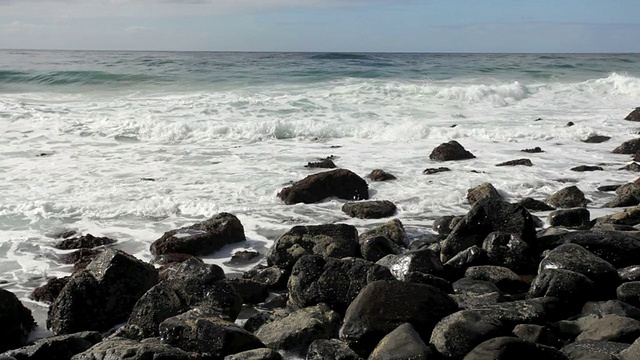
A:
[423,167,451,175]
[366,169,396,181]
[71,337,190,360]
[368,323,431,360]
[571,165,604,172]
[496,158,533,166]
[517,197,555,211]
[341,200,396,219]
[2,331,101,360]
[429,140,475,161]
[583,135,612,143]
[464,265,529,293]
[278,169,369,204]
[562,339,629,360]
[464,337,569,360]
[224,348,283,360]
[576,315,640,343]
[521,147,544,153]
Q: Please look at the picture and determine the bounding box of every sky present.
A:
[1,0,640,52]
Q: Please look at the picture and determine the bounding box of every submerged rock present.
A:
[429,140,475,161]
[55,234,116,250]
[341,200,396,219]
[366,169,396,181]
[278,169,368,204]
[496,158,533,166]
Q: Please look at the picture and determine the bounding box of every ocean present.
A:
[1,50,640,338]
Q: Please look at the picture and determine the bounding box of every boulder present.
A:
[620,162,640,171]
[376,248,444,281]
[452,278,504,309]
[267,224,360,270]
[596,207,640,225]
[517,197,555,211]
[441,198,536,263]
[358,235,401,262]
[305,158,336,169]
[150,212,245,256]
[339,280,458,355]
[30,277,70,304]
[512,324,555,346]
[625,107,640,121]
[366,169,396,181]
[443,245,488,277]
[224,348,282,360]
[467,182,502,205]
[433,215,463,238]
[341,200,396,219]
[243,265,289,290]
[576,315,640,343]
[482,232,536,274]
[620,337,640,360]
[287,255,393,313]
[47,249,158,335]
[521,147,544,153]
[70,337,190,360]
[582,300,640,321]
[545,186,588,208]
[528,269,595,312]
[496,158,533,166]
[159,308,264,358]
[429,140,475,161]
[583,135,611,143]
[228,279,269,305]
[571,165,604,172]
[423,167,451,175]
[464,265,529,293]
[403,272,454,293]
[359,219,406,247]
[0,289,36,352]
[617,282,640,308]
[619,265,640,282]
[278,169,369,204]
[54,234,116,250]
[464,337,569,360]
[561,339,629,360]
[548,208,591,228]
[255,303,341,351]
[2,331,101,360]
[614,138,640,154]
[368,323,431,360]
[306,339,360,360]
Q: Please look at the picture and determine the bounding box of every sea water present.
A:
[1,51,640,338]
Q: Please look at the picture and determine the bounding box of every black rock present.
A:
[545,185,588,208]
[243,265,289,290]
[423,167,451,175]
[443,245,488,277]
[528,269,595,312]
[359,235,401,262]
[617,282,640,308]
[306,339,361,360]
[567,122,575,127]
[359,219,407,248]
[341,200,397,219]
[366,169,396,181]
[229,250,260,264]
[548,208,591,228]
[433,215,463,237]
[467,182,502,205]
[429,140,475,161]
[513,324,555,346]
[71,337,190,360]
[576,315,640,343]
[583,135,612,143]
[30,277,70,304]
[464,337,569,360]
[403,272,454,293]
[465,265,529,293]
[571,165,604,172]
[517,197,555,211]
[54,234,116,250]
[305,158,337,169]
[2,331,102,360]
[278,169,369,204]
[228,278,269,305]
[598,184,622,192]
[376,248,445,281]
[625,107,640,121]
[496,158,533,166]
[482,232,537,274]
[224,348,283,360]
[368,323,431,360]
[613,138,640,154]
[0,289,36,352]
[522,147,544,153]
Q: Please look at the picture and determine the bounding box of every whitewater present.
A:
[1,51,640,337]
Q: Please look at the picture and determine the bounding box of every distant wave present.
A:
[0,70,160,85]
[309,52,373,60]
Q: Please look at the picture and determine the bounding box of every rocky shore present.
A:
[4,111,640,359]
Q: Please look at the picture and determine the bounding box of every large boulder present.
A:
[2,331,102,360]
[47,249,158,335]
[359,219,407,248]
[596,207,640,226]
[482,232,536,274]
[429,140,475,161]
[0,289,36,352]
[341,200,396,219]
[464,265,529,294]
[440,198,537,263]
[150,213,245,256]
[278,169,368,204]
[368,323,431,360]
[548,208,591,228]
[617,282,640,308]
[288,255,393,314]
[339,280,458,355]
[71,337,190,360]
[267,224,360,270]
[545,186,588,208]
[467,182,502,205]
[625,107,640,121]
[614,138,640,154]
[528,269,595,312]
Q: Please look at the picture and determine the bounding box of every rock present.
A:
[30,277,70,304]
[0,289,36,352]
[583,135,612,143]
[528,269,595,312]
[452,278,503,309]
[617,282,640,308]
[613,138,640,154]
[359,235,401,262]
[429,140,475,161]
[522,147,544,153]
[376,248,444,281]
[150,212,245,256]
[496,158,533,166]
[464,337,569,360]
[625,107,640,121]
[430,310,505,359]
[433,215,463,237]
[548,208,591,228]
[359,219,407,248]
[151,253,194,267]
[71,337,190,360]
[403,272,454,293]
[464,265,529,293]
[571,165,604,172]
[545,186,588,208]
[567,121,575,127]
[306,339,360,360]
[467,182,502,205]
[582,300,640,321]
[368,323,431,360]
[287,255,393,313]
[255,303,341,351]
[517,197,555,211]
[366,169,396,181]
[443,245,488,277]
[441,198,537,263]
[2,331,102,360]
[423,167,451,175]
[224,348,283,360]
[562,340,629,359]
[576,315,640,343]
[513,324,555,345]
[341,200,397,219]
[620,162,640,172]
[228,250,260,264]
[159,308,264,358]
[619,266,640,282]
[228,279,269,305]
[599,184,622,192]
[339,280,457,355]
[482,232,536,274]
[47,249,158,335]
[243,265,289,290]
[59,249,102,269]
[620,337,640,360]
[305,158,336,169]
[596,207,640,225]
[278,169,369,204]
[267,224,360,271]
[54,234,116,250]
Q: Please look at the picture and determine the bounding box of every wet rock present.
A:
[59,249,101,267]
[150,212,245,256]
[625,107,640,121]
[429,140,475,161]
[598,184,622,192]
[267,223,360,271]
[339,280,457,355]
[571,165,604,172]
[243,265,289,290]
[464,337,569,360]
[567,121,575,127]
[255,303,341,351]
[596,206,640,224]
[366,169,396,181]
[465,265,529,293]
[452,278,503,309]
[467,182,502,205]
[617,282,640,308]
[368,323,431,360]
[47,249,158,335]
[522,147,544,153]
[576,315,640,343]
[513,324,555,345]
[620,162,640,172]
[496,158,533,166]
[159,308,264,358]
[288,255,393,313]
[278,169,369,204]
[583,135,612,143]
[423,167,451,175]
[71,337,190,360]
[403,272,454,293]
[562,340,629,360]
[306,339,360,360]
[582,300,640,321]
[433,215,463,238]
[545,185,588,208]
[229,250,260,264]
[359,235,401,262]
[517,197,555,211]
[376,248,444,281]
[443,245,488,277]
[359,219,407,248]
[528,269,595,312]
[30,277,70,304]
[305,158,336,169]
[2,331,101,360]
[548,208,591,228]
[341,200,396,219]
[482,232,537,274]
[620,337,640,360]
[54,234,116,250]
[0,289,36,352]
[151,253,194,267]
[228,279,269,305]
[539,244,619,298]
[224,348,283,360]
[441,198,537,263]
[619,265,640,282]
[430,310,505,359]
[613,138,640,154]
